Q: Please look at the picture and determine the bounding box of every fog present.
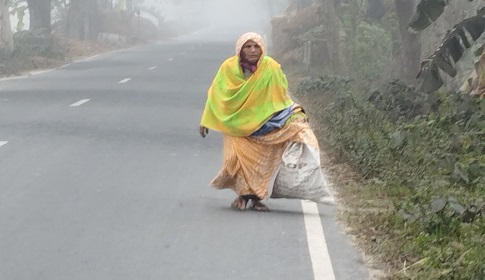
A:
[144,0,288,42]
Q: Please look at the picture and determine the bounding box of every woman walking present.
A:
[200,32,327,211]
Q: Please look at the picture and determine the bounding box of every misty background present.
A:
[8,0,288,42]
[1,0,483,91]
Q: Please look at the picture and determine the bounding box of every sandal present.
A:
[249,199,270,211]
[231,196,248,211]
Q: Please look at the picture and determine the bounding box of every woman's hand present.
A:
[199,125,209,138]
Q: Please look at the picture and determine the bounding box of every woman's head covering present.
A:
[235,32,266,58]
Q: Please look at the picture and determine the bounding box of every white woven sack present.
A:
[271,142,334,204]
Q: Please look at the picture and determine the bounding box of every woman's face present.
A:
[241,40,262,63]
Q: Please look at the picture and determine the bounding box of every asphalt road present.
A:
[0,35,369,280]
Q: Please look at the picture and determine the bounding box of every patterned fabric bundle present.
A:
[211,116,316,199]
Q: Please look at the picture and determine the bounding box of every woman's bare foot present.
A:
[231,196,247,211]
[249,199,269,211]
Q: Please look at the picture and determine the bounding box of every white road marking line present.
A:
[70,99,90,107]
[0,141,8,147]
[168,58,174,61]
[118,78,131,84]
[301,200,336,280]
[149,66,157,70]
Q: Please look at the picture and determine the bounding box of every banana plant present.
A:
[410,2,485,93]
[408,0,449,32]
[409,0,483,31]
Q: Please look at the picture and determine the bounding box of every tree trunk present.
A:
[66,0,99,40]
[316,0,347,75]
[394,0,421,83]
[0,0,14,53]
[26,0,51,32]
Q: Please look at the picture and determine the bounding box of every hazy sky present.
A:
[159,0,286,41]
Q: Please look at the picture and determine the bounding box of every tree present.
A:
[26,0,51,32]
[0,0,14,53]
[316,0,347,75]
[66,0,99,40]
[394,0,421,83]
[50,0,69,30]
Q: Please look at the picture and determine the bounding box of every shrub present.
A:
[13,29,66,59]
[297,75,485,279]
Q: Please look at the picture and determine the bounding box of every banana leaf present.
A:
[409,0,478,31]
[417,15,485,93]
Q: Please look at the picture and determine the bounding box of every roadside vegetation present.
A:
[274,0,484,279]
[0,0,184,78]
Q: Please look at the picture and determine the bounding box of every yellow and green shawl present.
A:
[200,55,293,137]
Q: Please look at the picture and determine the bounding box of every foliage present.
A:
[409,0,481,31]
[417,15,485,93]
[296,75,485,279]
[12,29,65,58]
[0,29,68,76]
[0,48,12,63]
[345,22,393,85]
[296,75,353,95]
[365,81,434,121]
[409,0,485,93]
[337,0,394,87]
[409,0,450,32]
[274,0,395,85]
[51,0,69,30]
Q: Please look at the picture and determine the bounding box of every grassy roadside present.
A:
[0,33,138,79]
[286,71,485,280]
